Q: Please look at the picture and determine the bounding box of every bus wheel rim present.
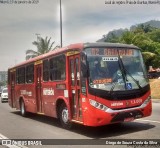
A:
[62,108,69,124]
[21,102,25,114]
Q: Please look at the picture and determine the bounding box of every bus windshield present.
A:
[85,48,148,91]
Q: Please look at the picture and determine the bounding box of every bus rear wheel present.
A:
[59,103,72,129]
[20,100,27,117]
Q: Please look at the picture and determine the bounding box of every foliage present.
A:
[26,36,59,60]
[0,81,7,87]
[133,24,156,33]
[104,24,160,69]
[148,29,160,42]
[105,32,120,43]
[120,31,135,44]
[142,52,156,68]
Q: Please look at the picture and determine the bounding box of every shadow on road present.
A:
[72,122,155,139]
[12,111,155,139]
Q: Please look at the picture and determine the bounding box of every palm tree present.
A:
[26,36,59,60]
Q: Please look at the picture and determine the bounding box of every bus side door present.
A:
[69,54,83,122]
[35,63,44,113]
[10,70,16,108]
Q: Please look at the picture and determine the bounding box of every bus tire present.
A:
[20,100,27,117]
[59,103,72,129]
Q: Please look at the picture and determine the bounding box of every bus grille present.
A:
[111,110,143,123]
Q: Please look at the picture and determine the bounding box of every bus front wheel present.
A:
[20,100,27,117]
[59,103,72,129]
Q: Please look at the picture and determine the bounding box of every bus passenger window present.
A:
[16,67,25,84]
[50,54,66,81]
[43,60,49,81]
[26,64,34,83]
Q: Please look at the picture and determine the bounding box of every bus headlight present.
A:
[89,99,109,112]
[143,96,151,105]
[141,96,151,108]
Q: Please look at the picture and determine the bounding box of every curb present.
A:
[152,99,160,103]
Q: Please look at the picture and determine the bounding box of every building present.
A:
[0,71,7,83]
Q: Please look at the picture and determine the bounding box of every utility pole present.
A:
[60,0,63,47]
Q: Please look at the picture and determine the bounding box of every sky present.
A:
[0,0,160,71]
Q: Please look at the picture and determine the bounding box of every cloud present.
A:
[0,0,160,70]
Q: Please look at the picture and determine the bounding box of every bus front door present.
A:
[35,64,43,113]
[10,71,16,108]
[69,55,83,122]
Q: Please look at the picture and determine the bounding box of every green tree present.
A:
[133,24,155,34]
[142,24,155,33]
[105,32,120,43]
[26,36,59,60]
[148,29,160,42]
[0,81,7,87]
[131,34,152,52]
[142,52,156,69]
[104,23,160,68]
[120,31,135,44]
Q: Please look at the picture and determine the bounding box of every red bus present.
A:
[8,43,152,129]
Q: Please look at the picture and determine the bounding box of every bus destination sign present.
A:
[88,48,134,56]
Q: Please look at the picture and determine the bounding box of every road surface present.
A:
[0,100,159,148]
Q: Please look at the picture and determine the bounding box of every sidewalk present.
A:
[152,99,160,103]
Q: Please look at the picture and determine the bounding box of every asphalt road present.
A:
[0,99,159,148]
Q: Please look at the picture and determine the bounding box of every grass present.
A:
[149,79,160,99]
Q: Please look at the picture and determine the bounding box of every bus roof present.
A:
[84,42,139,49]
[8,42,139,70]
[9,43,84,70]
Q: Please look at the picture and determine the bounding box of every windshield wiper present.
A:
[109,50,142,94]
[109,82,118,94]
[117,52,128,88]
[122,66,142,89]
[117,50,142,90]
[109,53,127,94]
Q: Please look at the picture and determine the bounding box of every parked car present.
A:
[1,88,8,103]
[0,88,2,96]
[148,71,160,79]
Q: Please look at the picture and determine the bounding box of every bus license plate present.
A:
[124,117,134,122]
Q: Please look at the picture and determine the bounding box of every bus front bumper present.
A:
[82,99,152,127]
